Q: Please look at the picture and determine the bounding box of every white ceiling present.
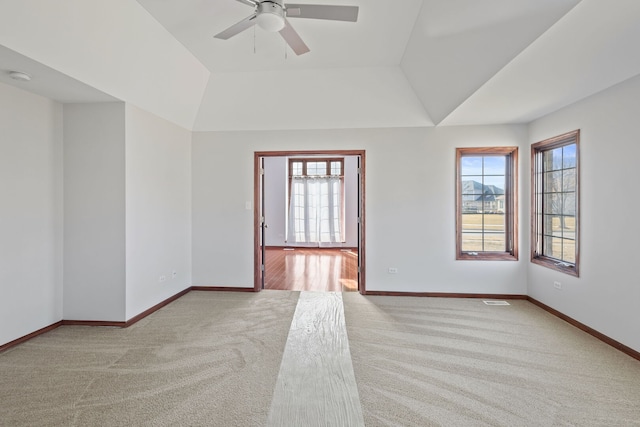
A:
[2,0,640,130]
[136,0,423,73]
[440,0,640,125]
[0,45,116,104]
[0,0,210,130]
[402,0,582,124]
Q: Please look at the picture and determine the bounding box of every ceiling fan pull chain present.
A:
[253,25,256,54]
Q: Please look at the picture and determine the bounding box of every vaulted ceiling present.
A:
[1,0,640,131]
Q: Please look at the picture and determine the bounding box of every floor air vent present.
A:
[483,300,510,306]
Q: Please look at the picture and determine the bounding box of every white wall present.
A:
[63,103,126,321]
[0,82,63,346]
[528,74,640,353]
[125,105,192,320]
[263,156,358,248]
[192,125,528,292]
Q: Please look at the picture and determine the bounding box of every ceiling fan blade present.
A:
[285,4,358,22]
[214,14,258,40]
[235,0,257,7]
[279,19,310,55]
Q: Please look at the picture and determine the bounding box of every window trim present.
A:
[456,147,519,261]
[530,130,580,277]
[288,158,344,178]
[287,157,346,222]
[286,157,346,244]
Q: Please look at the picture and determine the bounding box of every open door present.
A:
[260,157,267,290]
[254,156,266,291]
[357,154,365,294]
[254,150,365,292]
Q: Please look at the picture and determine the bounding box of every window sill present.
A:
[457,252,518,261]
[531,256,579,277]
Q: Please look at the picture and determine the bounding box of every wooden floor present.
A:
[264,248,359,292]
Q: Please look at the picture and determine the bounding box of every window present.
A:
[531,130,579,276]
[290,159,343,177]
[456,147,518,260]
[287,158,344,244]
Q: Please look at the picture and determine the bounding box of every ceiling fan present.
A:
[214,0,359,55]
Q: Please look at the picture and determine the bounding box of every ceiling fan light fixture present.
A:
[256,1,285,32]
[256,13,285,32]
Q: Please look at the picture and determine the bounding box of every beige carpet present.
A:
[2,291,640,426]
[342,293,640,426]
[0,291,299,427]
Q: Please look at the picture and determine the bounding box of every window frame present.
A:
[530,130,580,277]
[456,147,519,261]
[287,158,346,223]
[288,158,344,179]
[287,157,346,243]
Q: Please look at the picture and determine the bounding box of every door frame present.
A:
[254,150,366,293]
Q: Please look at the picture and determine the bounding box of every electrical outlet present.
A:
[388,267,398,274]
[159,275,167,282]
[554,281,562,290]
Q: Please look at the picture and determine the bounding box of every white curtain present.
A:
[287,176,343,244]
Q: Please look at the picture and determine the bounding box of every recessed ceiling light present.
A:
[8,71,32,82]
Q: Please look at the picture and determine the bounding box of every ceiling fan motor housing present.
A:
[256,1,285,32]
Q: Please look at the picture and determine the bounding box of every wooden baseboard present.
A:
[527,297,640,362]
[61,320,126,327]
[1,288,192,352]
[125,287,192,327]
[4,290,638,364]
[61,288,192,329]
[0,321,62,353]
[362,291,639,361]
[191,286,257,292]
[363,291,528,299]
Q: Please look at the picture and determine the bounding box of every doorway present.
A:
[254,150,366,293]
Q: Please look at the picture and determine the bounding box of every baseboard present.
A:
[0,321,62,353]
[527,297,640,362]
[4,290,638,363]
[61,320,127,327]
[61,288,192,329]
[124,287,192,327]
[363,291,528,299]
[191,286,257,292]
[1,288,193,352]
[362,291,639,361]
